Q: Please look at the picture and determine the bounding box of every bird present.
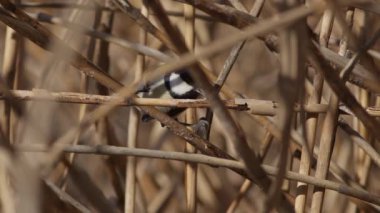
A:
[136,69,201,122]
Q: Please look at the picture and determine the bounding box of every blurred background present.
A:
[0,0,380,212]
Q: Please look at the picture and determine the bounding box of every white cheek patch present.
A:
[169,73,194,95]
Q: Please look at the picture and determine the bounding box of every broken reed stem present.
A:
[6,89,373,115]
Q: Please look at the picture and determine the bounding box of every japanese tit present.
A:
[137,69,201,121]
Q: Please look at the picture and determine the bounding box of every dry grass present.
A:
[0,0,380,212]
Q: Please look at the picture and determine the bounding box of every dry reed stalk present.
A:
[227,0,247,12]
[3,88,380,116]
[227,131,274,212]
[92,4,127,204]
[185,0,380,93]
[338,121,380,168]
[0,156,15,213]
[309,4,380,210]
[354,13,371,182]
[318,45,380,93]
[148,1,294,211]
[125,109,139,213]
[226,179,252,213]
[125,1,147,212]
[351,9,373,213]
[265,0,307,210]
[299,2,339,212]
[310,95,339,212]
[183,2,198,212]
[8,26,23,145]
[0,7,318,210]
[296,4,340,209]
[0,1,238,181]
[147,177,178,212]
[26,12,170,61]
[59,0,98,191]
[15,143,380,206]
[1,26,16,141]
[0,90,349,114]
[205,0,265,140]
[323,6,354,213]
[0,128,41,213]
[43,179,91,213]
[251,114,380,211]
[150,0,252,168]
[2,1,91,212]
[185,111,198,212]
[2,1,380,211]
[309,42,380,141]
[19,1,380,95]
[295,67,323,212]
[15,1,105,11]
